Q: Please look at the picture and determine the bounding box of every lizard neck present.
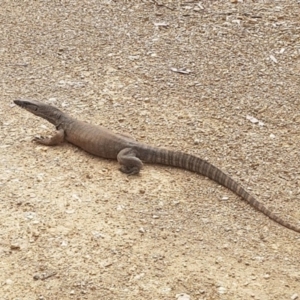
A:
[40,108,71,128]
[34,106,71,128]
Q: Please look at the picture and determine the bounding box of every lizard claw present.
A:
[33,136,50,145]
[32,133,63,146]
[33,136,44,142]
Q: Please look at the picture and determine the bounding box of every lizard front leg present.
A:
[117,148,143,175]
[33,128,65,146]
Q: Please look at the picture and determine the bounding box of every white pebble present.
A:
[291,294,298,300]
[176,293,190,300]
[218,287,227,294]
[5,279,13,285]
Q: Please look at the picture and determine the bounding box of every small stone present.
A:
[10,243,21,250]
[5,279,13,285]
[138,227,145,233]
[291,293,298,300]
[48,98,57,104]
[32,230,40,237]
[103,261,113,267]
[116,205,124,211]
[176,293,191,300]
[33,274,40,280]
[133,273,145,280]
[270,55,278,63]
[194,138,200,145]
[217,287,226,294]
[24,212,35,220]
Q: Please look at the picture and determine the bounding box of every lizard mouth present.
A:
[14,100,25,107]
[14,100,38,111]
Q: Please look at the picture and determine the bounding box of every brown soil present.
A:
[1,1,300,299]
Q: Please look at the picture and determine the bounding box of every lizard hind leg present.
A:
[117,147,143,175]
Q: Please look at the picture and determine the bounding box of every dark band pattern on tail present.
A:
[137,145,300,233]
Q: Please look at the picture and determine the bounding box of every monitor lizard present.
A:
[14,99,300,234]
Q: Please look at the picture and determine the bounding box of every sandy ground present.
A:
[1,1,300,299]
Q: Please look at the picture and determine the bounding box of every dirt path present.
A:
[1,1,300,299]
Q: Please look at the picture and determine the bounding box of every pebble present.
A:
[138,227,145,233]
[217,287,226,294]
[48,97,57,104]
[24,211,36,220]
[176,293,190,300]
[291,294,298,300]
[133,273,145,280]
[33,274,40,280]
[5,279,13,285]
[194,138,200,145]
[10,243,21,250]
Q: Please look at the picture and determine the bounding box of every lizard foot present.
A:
[32,130,64,146]
[33,136,47,143]
[119,165,140,175]
[117,147,143,175]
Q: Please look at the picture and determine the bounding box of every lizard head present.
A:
[14,99,65,126]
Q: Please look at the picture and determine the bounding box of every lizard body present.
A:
[14,99,300,233]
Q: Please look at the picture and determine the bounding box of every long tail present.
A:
[137,145,300,233]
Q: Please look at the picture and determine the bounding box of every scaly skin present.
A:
[14,99,300,233]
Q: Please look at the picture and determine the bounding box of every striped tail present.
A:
[137,145,300,233]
